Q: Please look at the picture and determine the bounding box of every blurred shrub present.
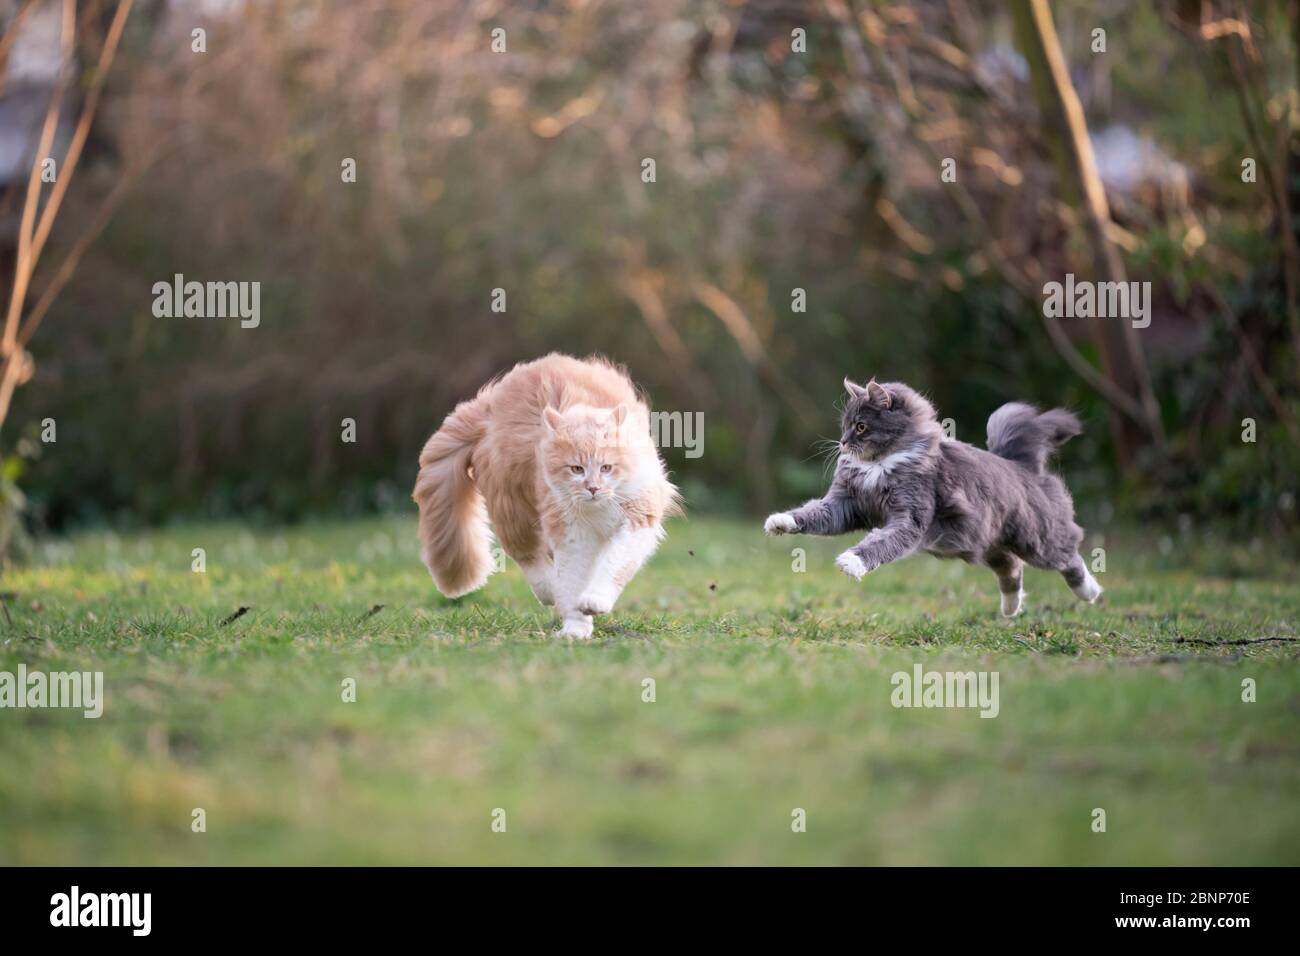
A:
[5,0,1296,540]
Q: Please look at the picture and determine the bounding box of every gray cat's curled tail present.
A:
[986,402,1082,474]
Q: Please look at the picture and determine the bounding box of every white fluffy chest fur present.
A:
[567,497,627,538]
[839,443,930,492]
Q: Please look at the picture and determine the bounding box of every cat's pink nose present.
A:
[585,485,599,496]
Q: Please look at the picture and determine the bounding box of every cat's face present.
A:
[840,379,935,461]
[541,405,634,503]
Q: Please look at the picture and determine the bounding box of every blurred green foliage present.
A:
[3,0,1297,540]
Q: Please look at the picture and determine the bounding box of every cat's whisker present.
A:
[803,439,840,464]
[804,436,843,482]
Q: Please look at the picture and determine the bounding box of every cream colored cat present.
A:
[413,354,680,638]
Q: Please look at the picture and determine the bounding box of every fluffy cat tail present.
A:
[413,394,493,598]
[986,402,1082,474]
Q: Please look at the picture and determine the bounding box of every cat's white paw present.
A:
[557,615,594,639]
[577,590,615,615]
[835,549,869,581]
[764,513,798,535]
[1072,573,1103,604]
[1000,589,1025,618]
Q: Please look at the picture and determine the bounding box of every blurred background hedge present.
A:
[2,0,1298,539]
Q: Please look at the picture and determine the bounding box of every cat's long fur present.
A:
[765,378,1101,616]
[413,353,679,638]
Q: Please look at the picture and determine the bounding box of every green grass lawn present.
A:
[1,515,1297,865]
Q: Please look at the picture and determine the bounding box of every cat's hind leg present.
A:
[1024,548,1102,604]
[577,524,664,616]
[986,551,1025,618]
[519,557,556,606]
[1060,551,1103,603]
[486,491,556,605]
[1018,515,1100,605]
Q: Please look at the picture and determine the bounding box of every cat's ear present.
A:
[866,379,892,409]
[602,405,631,448]
[542,406,564,433]
[843,377,868,400]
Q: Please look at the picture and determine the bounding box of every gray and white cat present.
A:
[764,378,1102,616]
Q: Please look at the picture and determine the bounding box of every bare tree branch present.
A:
[0,0,135,433]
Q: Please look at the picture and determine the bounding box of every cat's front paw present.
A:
[835,549,870,581]
[764,513,798,536]
[557,614,594,639]
[577,590,615,616]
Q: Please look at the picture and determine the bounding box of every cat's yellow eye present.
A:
[569,465,584,475]
[854,422,866,434]
[600,464,613,474]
